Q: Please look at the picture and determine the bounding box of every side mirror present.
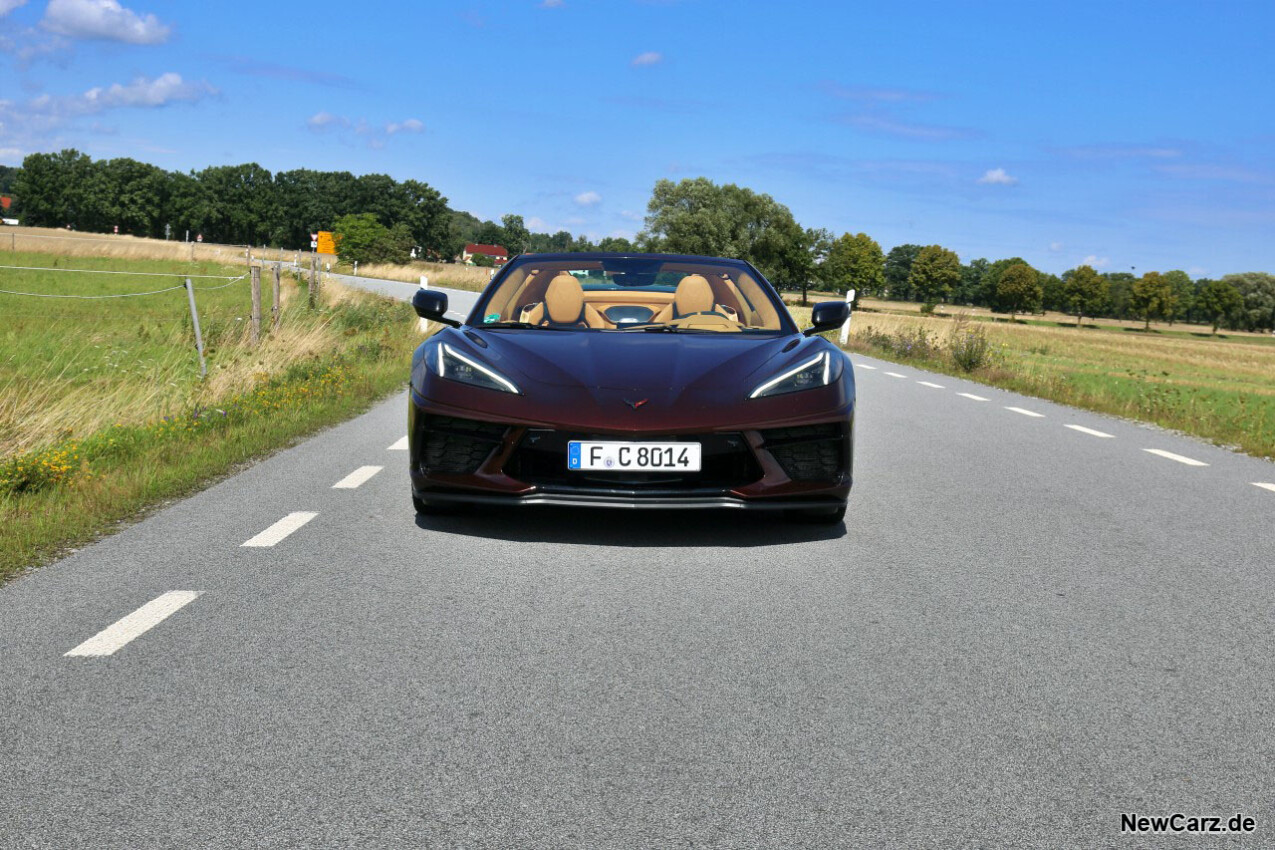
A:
[804,300,850,336]
[412,289,459,327]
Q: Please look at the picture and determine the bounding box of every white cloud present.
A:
[0,0,28,17]
[385,118,424,134]
[539,0,563,7]
[0,146,23,162]
[574,190,601,206]
[13,72,214,120]
[1048,242,1063,252]
[526,216,547,229]
[563,216,585,226]
[977,167,1018,186]
[306,111,347,130]
[631,51,662,67]
[1081,255,1110,269]
[42,0,170,44]
[619,209,642,221]
[83,72,212,108]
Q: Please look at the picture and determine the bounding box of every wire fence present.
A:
[0,253,329,377]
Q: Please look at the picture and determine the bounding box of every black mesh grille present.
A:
[761,423,847,481]
[506,431,762,493]
[418,415,508,474]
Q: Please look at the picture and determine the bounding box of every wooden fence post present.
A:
[184,279,207,379]
[250,265,262,344]
[271,263,281,330]
[308,257,317,309]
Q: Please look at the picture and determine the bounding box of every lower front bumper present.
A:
[413,487,847,511]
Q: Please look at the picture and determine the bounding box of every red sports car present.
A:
[408,253,854,522]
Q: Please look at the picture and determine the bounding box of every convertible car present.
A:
[408,253,854,522]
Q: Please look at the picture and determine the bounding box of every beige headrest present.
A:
[674,274,714,315]
[544,273,584,323]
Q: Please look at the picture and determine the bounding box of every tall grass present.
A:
[842,310,1275,459]
[0,252,354,456]
[343,259,492,291]
[1,246,423,581]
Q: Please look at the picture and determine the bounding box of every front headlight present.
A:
[435,343,521,394]
[749,351,840,399]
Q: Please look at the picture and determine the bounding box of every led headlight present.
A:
[749,351,839,399]
[436,343,520,394]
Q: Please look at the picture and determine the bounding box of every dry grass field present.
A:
[0,225,269,265]
[344,259,493,291]
[839,308,1275,460]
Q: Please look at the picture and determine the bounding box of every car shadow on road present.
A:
[414,506,845,548]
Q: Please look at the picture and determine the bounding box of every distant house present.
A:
[0,196,11,211]
[461,243,509,266]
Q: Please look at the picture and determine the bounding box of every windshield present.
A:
[471,256,795,334]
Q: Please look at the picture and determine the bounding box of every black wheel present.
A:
[786,504,846,524]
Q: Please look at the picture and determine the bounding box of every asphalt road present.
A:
[2,277,1273,847]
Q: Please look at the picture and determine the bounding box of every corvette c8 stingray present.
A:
[408,253,854,522]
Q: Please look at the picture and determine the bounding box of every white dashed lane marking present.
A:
[242,512,318,547]
[856,364,877,370]
[917,381,945,389]
[1006,407,1045,418]
[333,466,383,489]
[885,372,908,379]
[65,591,201,657]
[1254,483,1275,493]
[388,436,408,451]
[1065,424,1115,438]
[1144,449,1208,467]
[957,393,988,401]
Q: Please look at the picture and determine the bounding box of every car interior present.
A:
[485,262,787,332]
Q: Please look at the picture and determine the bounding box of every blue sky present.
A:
[1,0,1272,276]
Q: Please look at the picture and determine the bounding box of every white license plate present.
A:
[568,441,701,472]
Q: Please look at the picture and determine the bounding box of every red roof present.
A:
[0,196,10,211]
[465,243,507,258]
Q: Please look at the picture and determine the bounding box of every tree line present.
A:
[5,152,1272,332]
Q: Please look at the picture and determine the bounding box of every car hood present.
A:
[467,329,804,392]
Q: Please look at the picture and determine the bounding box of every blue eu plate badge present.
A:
[568,442,581,469]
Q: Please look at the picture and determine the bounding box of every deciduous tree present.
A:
[822,232,884,298]
[997,262,1041,319]
[1061,265,1108,326]
[1131,271,1172,329]
[907,245,961,308]
[1195,278,1244,334]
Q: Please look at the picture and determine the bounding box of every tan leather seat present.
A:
[653,273,717,323]
[536,273,609,328]
[519,274,608,328]
[543,273,585,325]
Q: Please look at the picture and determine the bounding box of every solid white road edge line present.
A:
[917,381,945,388]
[1143,449,1208,467]
[957,393,988,401]
[65,591,201,657]
[885,372,907,378]
[1065,424,1115,438]
[388,436,408,451]
[241,512,319,547]
[333,466,383,489]
[1253,483,1275,493]
[1006,406,1045,418]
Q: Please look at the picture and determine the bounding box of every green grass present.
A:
[1,252,421,583]
[837,309,1275,460]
